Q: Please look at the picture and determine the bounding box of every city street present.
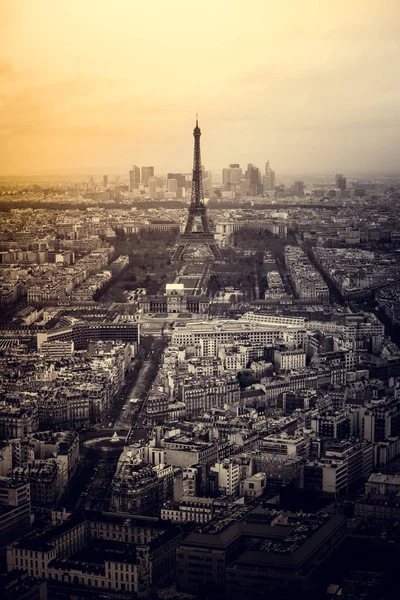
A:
[114,336,167,430]
[57,336,166,513]
[113,359,153,429]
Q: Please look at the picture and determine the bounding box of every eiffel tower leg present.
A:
[184,213,195,235]
[201,213,211,235]
[207,240,222,261]
[171,243,185,261]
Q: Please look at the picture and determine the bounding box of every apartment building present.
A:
[0,476,31,553]
[210,460,241,496]
[274,348,306,371]
[240,473,266,498]
[7,513,183,597]
[171,320,306,354]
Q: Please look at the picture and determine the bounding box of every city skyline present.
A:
[3,2,400,598]
[2,0,400,176]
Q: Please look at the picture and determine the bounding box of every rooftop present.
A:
[367,473,400,486]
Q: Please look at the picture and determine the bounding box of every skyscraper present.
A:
[141,166,154,186]
[203,170,213,196]
[223,168,231,186]
[229,165,242,183]
[223,164,242,188]
[263,161,276,192]
[167,173,186,188]
[129,165,140,191]
[294,180,304,197]
[114,176,120,201]
[184,174,192,191]
[148,177,158,198]
[167,173,185,198]
[246,164,261,196]
[103,175,108,188]
[335,174,347,193]
[240,179,249,196]
[168,178,178,194]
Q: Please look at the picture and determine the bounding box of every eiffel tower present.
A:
[172,117,222,262]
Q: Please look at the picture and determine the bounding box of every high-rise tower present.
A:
[246,163,261,196]
[141,166,154,186]
[263,161,276,192]
[172,118,222,262]
[335,174,347,193]
[129,165,140,191]
[294,180,304,197]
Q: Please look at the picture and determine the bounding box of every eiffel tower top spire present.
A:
[191,116,203,208]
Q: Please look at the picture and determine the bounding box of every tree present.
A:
[115,228,126,240]
[207,275,221,298]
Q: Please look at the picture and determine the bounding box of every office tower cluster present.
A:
[129,165,158,196]
[222,161,276,198]
[128,164,212,200]
[129,165,165,196]
[167,173,191,199]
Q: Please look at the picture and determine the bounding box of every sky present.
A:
[1,0,400,177]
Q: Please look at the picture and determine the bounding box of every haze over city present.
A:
[1,0,400,176]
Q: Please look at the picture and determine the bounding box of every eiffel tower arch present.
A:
[172,118,223,262]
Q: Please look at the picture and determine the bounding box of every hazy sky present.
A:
[1,0,400,176]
